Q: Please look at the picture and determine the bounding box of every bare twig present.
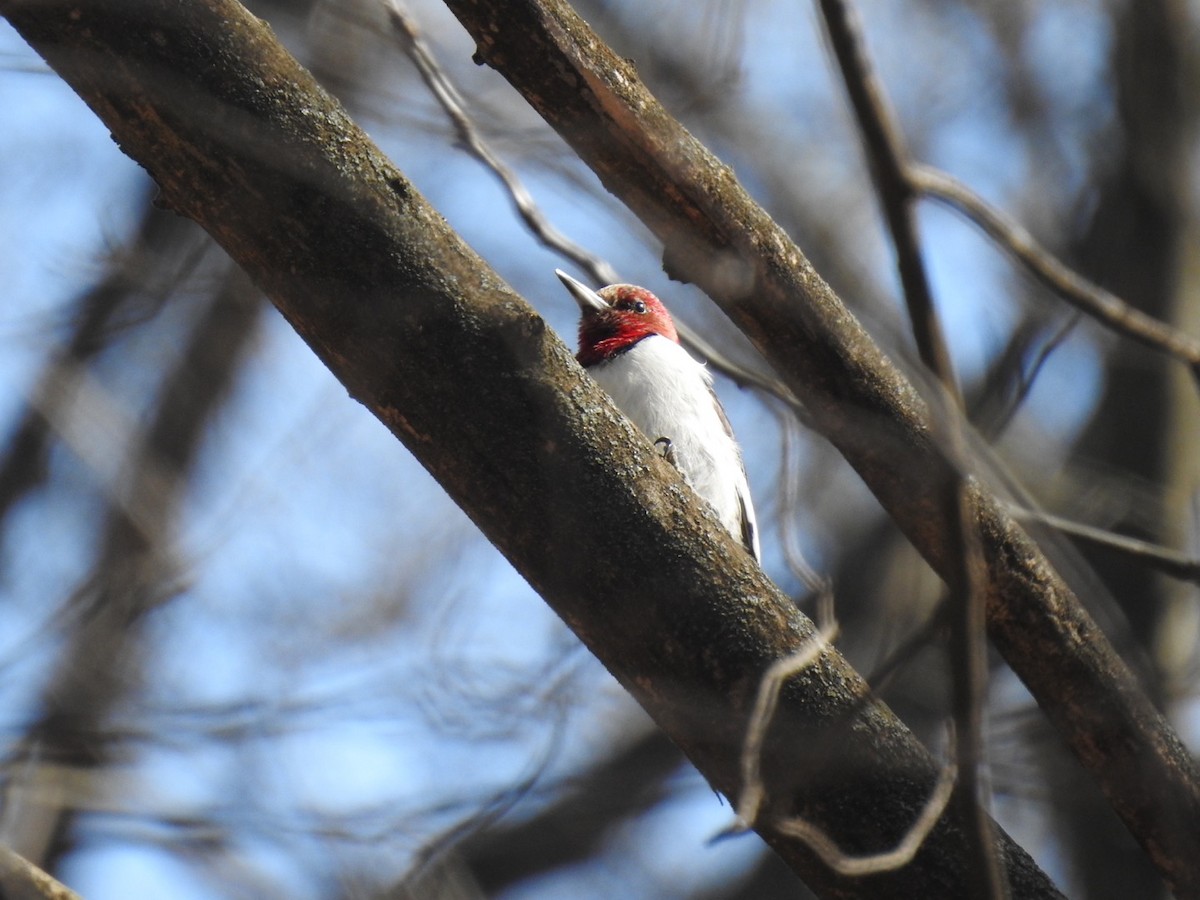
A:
[731,617,957,878]
[912,165,1200,386]
[815,0,956,400]
[775,754,957,877]
[973,314,1081,440]
[0,205,204,532]
[866,600,950,697]
[1012,506,1200,586]
[779,411,835,606]
[384,0,619,287]
[674,320,803,409]
[733,620,841,829]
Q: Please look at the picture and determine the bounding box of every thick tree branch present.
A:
[0,0,1061,896]
[438,0,1200,894]
[0,844,81,900]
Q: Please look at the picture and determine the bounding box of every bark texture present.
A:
[0,0,1151,895]
[438,1,1200,894]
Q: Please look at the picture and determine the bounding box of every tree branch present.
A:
[911,165,1200,386]
[438,0,1200,894]
[816,1,1001,894]
[0,0,1061,896]
[0,844,81,900]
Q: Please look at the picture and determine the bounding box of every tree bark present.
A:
[438,1,1200,895]
[0,0,1086,896]
[0,844,81,900]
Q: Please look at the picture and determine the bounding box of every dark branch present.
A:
[0,0,1061,896]
[816,1,1001,894]
[439,0,1200,894]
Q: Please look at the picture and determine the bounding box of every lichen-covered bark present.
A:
[0,0,1064,896]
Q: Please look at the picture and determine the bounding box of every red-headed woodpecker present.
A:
[556,269,759,560]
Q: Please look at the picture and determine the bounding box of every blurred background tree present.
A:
[0,0,1197,897]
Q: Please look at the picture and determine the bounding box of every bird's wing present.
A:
[709,386,760,561]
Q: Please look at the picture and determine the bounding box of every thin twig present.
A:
[779,410,836,608]
[975,314,1081,440]
[1012,506,1200,585]
[774,752,957,877]
[815,0,958,402]
[912,165,1200,387]
[384,0,619,286]
[866,600,950,697]
[674,319,805,409]
[734,620,841,830]
[731,625,959,878]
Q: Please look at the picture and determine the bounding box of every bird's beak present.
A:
[555,269,609,313]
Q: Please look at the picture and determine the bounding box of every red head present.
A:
[556,270,679,367]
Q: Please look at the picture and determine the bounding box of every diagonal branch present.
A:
[912,165,1200,386]
[438,0,1200,894]
[0,1,1061,896]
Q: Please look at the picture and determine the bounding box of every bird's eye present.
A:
[631,300,647,314]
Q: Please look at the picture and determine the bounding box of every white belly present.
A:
[588,335,758,557]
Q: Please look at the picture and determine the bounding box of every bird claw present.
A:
[654,436,678,468]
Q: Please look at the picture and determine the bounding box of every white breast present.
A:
[588,335,759,559]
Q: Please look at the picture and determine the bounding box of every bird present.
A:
[556,269,759,561]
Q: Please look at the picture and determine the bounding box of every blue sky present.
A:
[0,1,1133,894]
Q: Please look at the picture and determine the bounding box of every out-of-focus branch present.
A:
[0,2,1060,896]
[439,0,1200,894]
[0,205,204,544]
[0,844,81,900]
[815,1,1000,894]
[442,729,683,894]
[1013,507,1200,586]
[912,165,1200,385]
[9,264,261,870]
[971,314,1081,440]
